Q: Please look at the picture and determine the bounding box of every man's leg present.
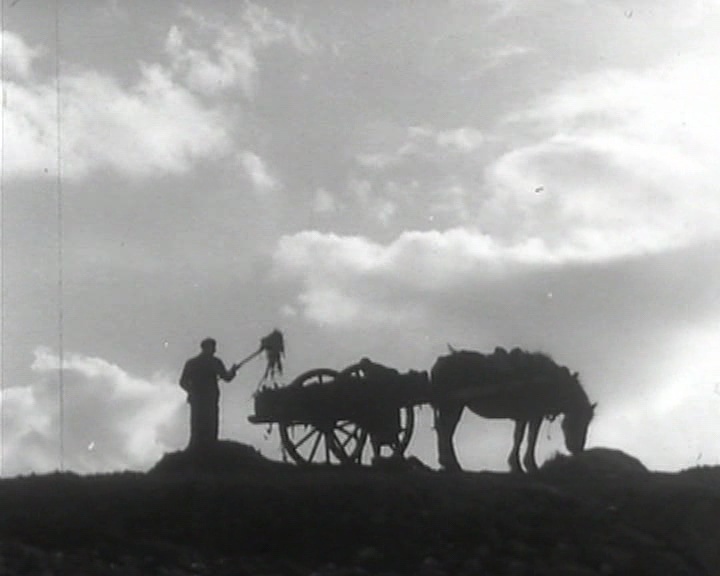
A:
[189,400,201,450]
[190,397,215,451]
[210,400,219,443]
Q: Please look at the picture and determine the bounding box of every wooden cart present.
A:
[248,361,430,466]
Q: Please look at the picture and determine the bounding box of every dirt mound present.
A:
[150,440,285,475]
[540,447,649,478]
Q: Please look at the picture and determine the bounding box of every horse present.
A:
[430,347,596,473]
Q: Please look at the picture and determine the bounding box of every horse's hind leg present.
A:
[435,403,464,471]
[522,417,542,473]
[508,420,527,473]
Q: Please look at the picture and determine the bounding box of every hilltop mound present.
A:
[540,447,649,478]
[0,456,718,574]
[150,440,285,475]
[677,464,720,486]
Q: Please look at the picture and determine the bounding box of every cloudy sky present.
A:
[2,0,720,476]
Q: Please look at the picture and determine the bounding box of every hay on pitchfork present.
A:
[260,329,285,381]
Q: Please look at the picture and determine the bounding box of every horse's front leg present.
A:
[508,419,526,473]
[522,417,543,473]
[435,403,464,472]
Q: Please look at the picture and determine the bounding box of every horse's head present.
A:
[560,370,596,454]
[561,400,596,454]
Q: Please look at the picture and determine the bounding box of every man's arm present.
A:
[179,360,193,391]
[216,358,239,382]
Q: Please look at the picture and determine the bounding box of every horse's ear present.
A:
[591,402,598,411]
[572,371,579,379]
[447,343,457,354]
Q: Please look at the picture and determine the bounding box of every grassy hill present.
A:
[0,442,717,575]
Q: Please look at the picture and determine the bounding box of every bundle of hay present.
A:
[540,447,648,479]
[235,329,286,385]
[260,329,285,380]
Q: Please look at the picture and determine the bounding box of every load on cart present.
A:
[249,357,430,466]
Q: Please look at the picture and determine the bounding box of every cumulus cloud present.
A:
[273,228,720,350]
[2,32,231,181]
[435,127,485,152]
[63,65,232,178]
[165,20,257,96]
[272,228,573,327]
[398,125,485,157]
[0,30,43,79]
[354,124,485,176]
[0,348,186,476]
[486,49,720,257]
[346,123,486,228]
[241,3,317,53]
[165,4,316,97]
[237,150,280,193]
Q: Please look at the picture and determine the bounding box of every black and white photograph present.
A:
[0,1,719,574]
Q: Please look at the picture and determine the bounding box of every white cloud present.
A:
[242,3,317,54]
[0,348,187,476]
[312,183,402,225]
[399,125,485,157]
[165,4,316,97]
[486,49,720,256]
[237,150,279,193]
[64,64,232,178]
[357,124,485,171]
[270,227,720,368]
[1,81,57,177]
[0,30,43,79]
[2,32,232,181]
[355,153,399,170]
[272,228,572,326]
[347,179,399,226]
[165,22,256,96]
[436,127,485,152]
[347,121,490,228]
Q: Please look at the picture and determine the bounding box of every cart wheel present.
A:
[278,368,367,465]
[339,363,415,462]
[394,406,415,456]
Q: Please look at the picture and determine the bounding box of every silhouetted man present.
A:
[180,338,238,451]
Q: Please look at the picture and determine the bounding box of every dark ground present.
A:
[0,441,718,576]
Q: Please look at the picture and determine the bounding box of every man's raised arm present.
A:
[216,358,239,382]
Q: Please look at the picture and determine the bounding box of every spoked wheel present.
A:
[330,418,369,464]
[339,362,415,464]
[278,368,367,465]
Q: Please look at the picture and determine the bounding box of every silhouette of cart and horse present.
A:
[248,344,596,472]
